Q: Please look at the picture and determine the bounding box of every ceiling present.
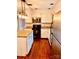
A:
[26,0,57,9]
[17,0,60,17]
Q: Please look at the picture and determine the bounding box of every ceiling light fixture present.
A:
[35,8,38,10]
[48,8,50,9]
[21,0,25,2]
[50,3,54,5]
[21,0,32,6]
[17,0,27,18]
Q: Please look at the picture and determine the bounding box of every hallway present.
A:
[17,0,61,58]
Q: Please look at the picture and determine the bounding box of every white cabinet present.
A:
[17,38,27,56]
[17,32,33,56]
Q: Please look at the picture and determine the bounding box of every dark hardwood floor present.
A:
[17,38,61,59]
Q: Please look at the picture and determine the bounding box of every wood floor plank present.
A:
[17,38,61,59]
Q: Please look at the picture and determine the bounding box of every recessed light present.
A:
[48,8,50,9]
[21,0,25,2]
[50,3,54,5]
[27,4,32,6]
[35,8,38,10]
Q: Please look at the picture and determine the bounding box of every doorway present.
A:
[32,25,41,40]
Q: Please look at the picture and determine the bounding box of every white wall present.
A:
[41,29,50,38]
[32,9,52,23]
[52,0,61,14]
[53,12,61,43]
[41,28,51,44]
